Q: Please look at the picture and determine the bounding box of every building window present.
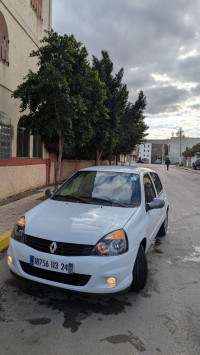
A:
[31,0,43,20]
[17,127,30,157]
[0,115,11,160]
[33,133,42,158]
[0,11,9,66]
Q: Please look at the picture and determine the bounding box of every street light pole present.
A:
[179,127,183,165]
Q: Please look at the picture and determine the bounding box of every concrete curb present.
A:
[0,229,12,252]
[175,166,200,174]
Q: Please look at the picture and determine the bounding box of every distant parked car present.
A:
[155,159,162,164]
[192,159,200,170]
[141,158,149,164]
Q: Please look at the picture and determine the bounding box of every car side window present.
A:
[150,173,163,196]
[143,174,156,203]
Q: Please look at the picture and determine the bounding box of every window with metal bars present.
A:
[17,128,30,158]
[0,121,11,160]
[31,0,43,20]
[33,133,42,158]
[0,11,9,66]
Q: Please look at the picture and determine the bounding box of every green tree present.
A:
[92,50,129,164]
[12,30,107,189]
[113,91,148,160]
[71,67,108,157]
[182,143,200,157]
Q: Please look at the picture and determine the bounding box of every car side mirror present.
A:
[146,198,165,211]
[45,188,54,198]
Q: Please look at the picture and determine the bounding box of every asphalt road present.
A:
[0,165,200,355]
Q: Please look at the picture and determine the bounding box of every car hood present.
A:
[24,199,138,245]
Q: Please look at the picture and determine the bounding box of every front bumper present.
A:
[7,238,138,294]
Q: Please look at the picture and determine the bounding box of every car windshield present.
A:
[53,171,140,207]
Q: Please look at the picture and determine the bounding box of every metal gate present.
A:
[0,111,11,160]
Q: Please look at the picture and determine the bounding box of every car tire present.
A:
[131,244,148,292]
[157,210,168,237]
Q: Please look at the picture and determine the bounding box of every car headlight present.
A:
[11,216,25,243]
[91,229,128,256]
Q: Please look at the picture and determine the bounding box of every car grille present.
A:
[20,261,91,286]
[24,234,94,256]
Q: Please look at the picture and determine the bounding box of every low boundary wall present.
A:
[0,156,108,201]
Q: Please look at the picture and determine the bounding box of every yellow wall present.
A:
[0,164,46,199]
[0,160,110,201]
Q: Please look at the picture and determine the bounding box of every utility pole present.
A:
[162,141,164,163]
[179,127,183,165]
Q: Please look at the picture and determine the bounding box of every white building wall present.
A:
[138,143,152,163]
[169,137,200,164]
[0,0,52,158]
[0,0,52,200]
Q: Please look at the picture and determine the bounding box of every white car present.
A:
[7,166,169,294]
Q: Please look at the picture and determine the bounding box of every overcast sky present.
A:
[52,0,200,139]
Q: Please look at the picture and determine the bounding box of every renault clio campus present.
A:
[8,166,169,294]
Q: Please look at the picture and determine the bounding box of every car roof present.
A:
[79,165,155,174]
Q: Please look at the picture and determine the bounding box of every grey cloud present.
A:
[174,56,200,83]
[189,104,200,110]
[191,85,200,96]
[145,86,189,114]
[52,0,200,137]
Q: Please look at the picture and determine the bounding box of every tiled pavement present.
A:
[0,187,49,252]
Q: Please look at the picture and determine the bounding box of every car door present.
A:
[143,173,160,248]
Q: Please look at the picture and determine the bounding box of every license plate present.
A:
[30,255,73,274]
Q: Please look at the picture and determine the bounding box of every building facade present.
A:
[0,0,52,200]
[137,142,152,163]
[137,139,169,164]
[169,137,200,164]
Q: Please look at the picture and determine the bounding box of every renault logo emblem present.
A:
[49,241,57,254]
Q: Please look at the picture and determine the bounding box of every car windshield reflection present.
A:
[53,171,140,207]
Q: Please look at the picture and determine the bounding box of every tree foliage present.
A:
[91,51,129,163]
[12,30,148,187]
[91,51,148,162]
[12,30,107,188]
[114,91,148,156]
[182,143,200,157]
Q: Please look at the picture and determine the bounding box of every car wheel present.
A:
[157,210,168,237]
[131,244,148,292]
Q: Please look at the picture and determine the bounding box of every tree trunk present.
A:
[96,149,103,166]
[54,133,64,191]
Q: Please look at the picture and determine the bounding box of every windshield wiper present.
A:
[88,197,126,207]
[68,196,91,204]
[53,194,90,204]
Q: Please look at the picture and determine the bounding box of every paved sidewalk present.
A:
[0,187,50,252]
[176,166,200,174]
